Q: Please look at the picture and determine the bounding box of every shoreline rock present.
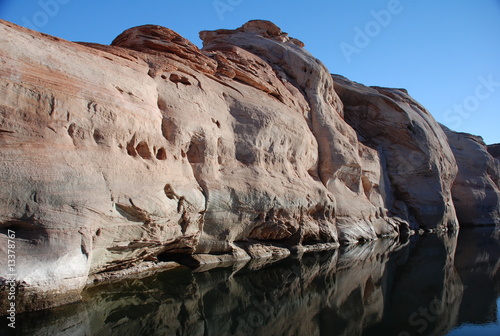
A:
[0,19,498,313]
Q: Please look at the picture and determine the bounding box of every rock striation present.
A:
[0,19,499,312]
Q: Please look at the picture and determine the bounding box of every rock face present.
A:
[332,75,459,230]
[0,19,498,312]
[197,20,405,246]
[488,143,500,161]
[442,128,500,225]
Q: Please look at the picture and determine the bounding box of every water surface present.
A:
[4,228,499,336]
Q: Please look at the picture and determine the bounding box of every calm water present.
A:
[4,228,499,336]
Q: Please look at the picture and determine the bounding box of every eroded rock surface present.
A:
[0,19,497,312]
[200,20,404,243]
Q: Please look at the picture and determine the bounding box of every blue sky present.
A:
[1,0,499,144]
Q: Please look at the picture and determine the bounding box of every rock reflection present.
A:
[365,232,463,336]
[7,229,500,336]
[454,228,500,325]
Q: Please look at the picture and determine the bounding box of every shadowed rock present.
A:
[332,75,458,230]
[488,143,500,162]
[442,127,500,225]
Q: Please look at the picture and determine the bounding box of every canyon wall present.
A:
[0,19,499,312]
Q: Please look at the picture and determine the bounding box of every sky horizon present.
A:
[1,0,499,144]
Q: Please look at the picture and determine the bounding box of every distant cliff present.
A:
[0,19,499,312]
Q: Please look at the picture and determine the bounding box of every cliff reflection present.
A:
[454,228,500,326]
[10,228,500,336]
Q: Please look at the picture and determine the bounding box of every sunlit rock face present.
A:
[442,127,500,225]
[199,20,406,245]
[0,18,497,312]
[0,20,207,312]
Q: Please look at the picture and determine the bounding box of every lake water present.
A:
[4,227,499,336]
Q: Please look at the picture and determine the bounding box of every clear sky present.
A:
[1,0,499,144]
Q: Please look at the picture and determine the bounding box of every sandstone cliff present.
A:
[332,75,458,230]
[0,19,499,312]
[442,127,500,225]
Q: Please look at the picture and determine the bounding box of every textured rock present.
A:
[0,18,497,313]
[442,128,500,225]
[200,20,403,243]
[0,20,206,311]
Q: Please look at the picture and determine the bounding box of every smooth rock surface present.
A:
[442,127,500,225]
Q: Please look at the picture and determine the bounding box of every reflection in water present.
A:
[5,228,500,336]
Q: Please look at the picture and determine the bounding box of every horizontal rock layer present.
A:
[0,19,499,312]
